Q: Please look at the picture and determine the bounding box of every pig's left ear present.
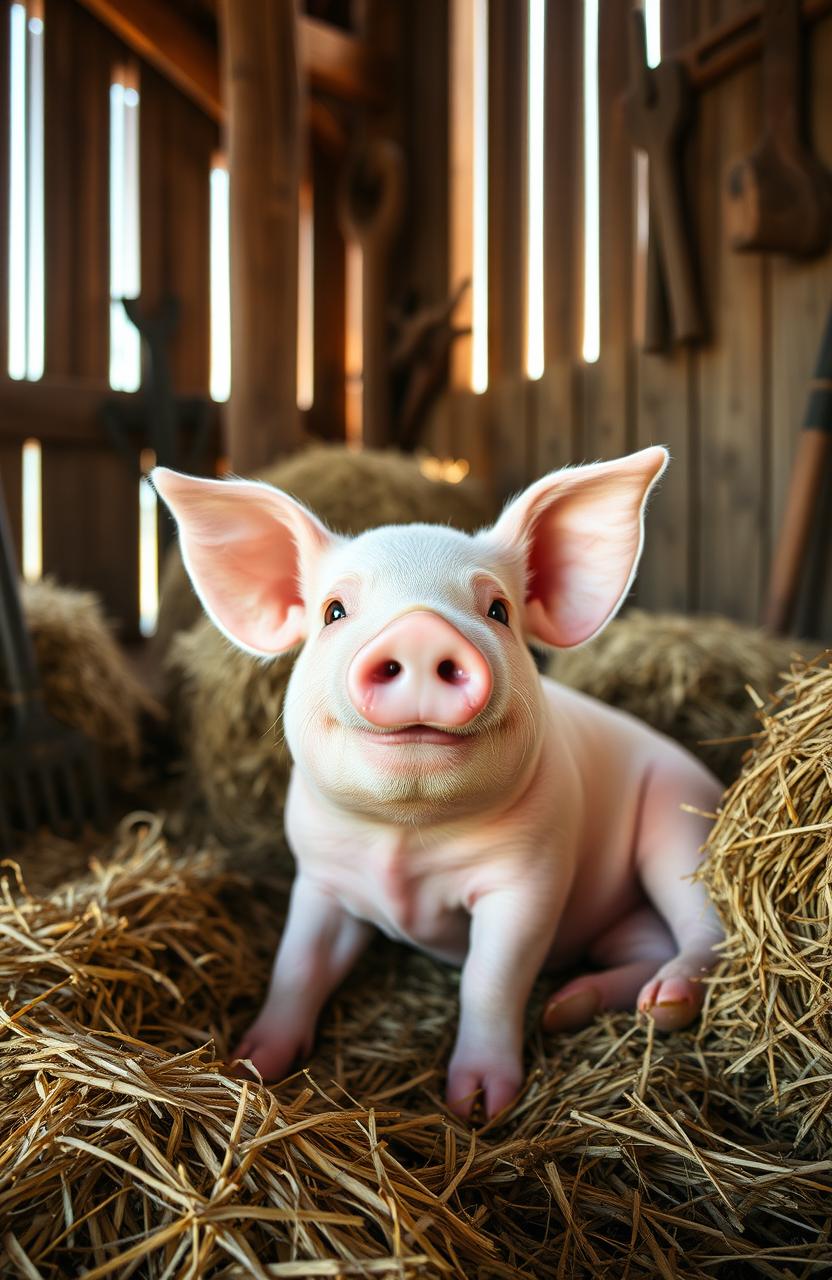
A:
[487,446,668,648]
[152,468,337,657]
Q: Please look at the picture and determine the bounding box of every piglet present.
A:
[153,447,723,1119]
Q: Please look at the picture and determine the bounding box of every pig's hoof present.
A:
[637,976,703,1031]
[229,1024,311,1084]
[446,1061,523,1122]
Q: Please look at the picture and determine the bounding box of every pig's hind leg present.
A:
[542,905,676,1031]
[544,758,723,1034]
[630,758,724,1030]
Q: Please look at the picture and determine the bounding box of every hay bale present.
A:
[549,609,806,782]
[700,652,832,1156]
[164,446,494,853]
[0,578,162,788]
[2,812,831,1277]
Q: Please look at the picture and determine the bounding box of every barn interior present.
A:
[1,1,832,1275]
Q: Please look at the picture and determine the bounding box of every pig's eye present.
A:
[323,600,347,626]
[487,599,510,626]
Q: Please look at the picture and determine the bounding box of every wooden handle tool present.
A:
[726,0,832,256]
[627,10,704,347]
[764,306,832,633]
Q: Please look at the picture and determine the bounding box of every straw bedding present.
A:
[0,578,162,788]
[699,656,832,1159]
[3,653,832,1277]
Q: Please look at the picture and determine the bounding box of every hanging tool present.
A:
[726,0,832,257]
[0,487,107,848]
[627,8,704,349]
[391,278,471,453]
[764,306,832,633]
[101,295,214,550]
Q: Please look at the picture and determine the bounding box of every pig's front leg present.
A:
[232,876,373,1082]
[448,887,559,1120]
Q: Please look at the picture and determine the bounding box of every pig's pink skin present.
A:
[277,679,722,1119]
[152,447,725,1121]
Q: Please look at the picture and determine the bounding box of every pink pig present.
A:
[153,447,723,1119]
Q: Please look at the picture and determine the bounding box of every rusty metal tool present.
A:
[764,306,832,633]
[0,488,107,847]
[726,0,832,256]
[627,8,704,348]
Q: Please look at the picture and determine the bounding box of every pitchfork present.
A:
[0,485,107,849]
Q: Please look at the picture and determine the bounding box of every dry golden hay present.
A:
[549,609,806,783]
[0,577,163,788]
[698,651,832,1158]
[2,813,832,1277]
[163,447,495,854]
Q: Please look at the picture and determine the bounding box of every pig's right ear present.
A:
[152,468,336,657]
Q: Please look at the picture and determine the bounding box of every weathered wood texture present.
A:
[426,1,832,641]
[220,0,304,472]
[0,0,220,635]
[140,63,216,394]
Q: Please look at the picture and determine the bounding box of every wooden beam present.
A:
[77,0,222,120]
[221,0,304,472]
[75,0,389,124]
[0,378,220,447]
[300,16,388,105]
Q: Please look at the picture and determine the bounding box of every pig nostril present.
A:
[370,659,402,683]
[437,658,466,685]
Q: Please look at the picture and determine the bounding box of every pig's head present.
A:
[153,447,667,824]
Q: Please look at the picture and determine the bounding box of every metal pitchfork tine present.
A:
[0,485,107,849]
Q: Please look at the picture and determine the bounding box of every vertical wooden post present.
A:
[339,137,404,450]
[220,0,304,473]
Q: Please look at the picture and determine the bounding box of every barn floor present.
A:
[2,792,831,1277]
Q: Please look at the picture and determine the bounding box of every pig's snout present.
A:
[346,611,492,728]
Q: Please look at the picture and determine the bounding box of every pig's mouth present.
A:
[360,724,471,746]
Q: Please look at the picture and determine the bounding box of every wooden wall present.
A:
[0,0,220,636]
[0,0,830,645]
[424,0,832,642]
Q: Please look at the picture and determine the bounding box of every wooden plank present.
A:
[449,0,475,389]
[768,14,832,639]
[0,376,220,447]
[486,2,528,497]
[139,67,216,397]
[300,15,389,104]
[44,0,114,381]
[531,0,581,478]
[393,0,448,314]
[695,3,766,623]
[77,0,221,119]
[220,0,304,471]
[632,1,704,615]
[481,377,530,502]
[41,444,140,636]
[580,0,633,466]
[487,0,527,383]
[0,3,9,373]
[75,0,391,118]
[0,442,22,566]
[309,146,346,441]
